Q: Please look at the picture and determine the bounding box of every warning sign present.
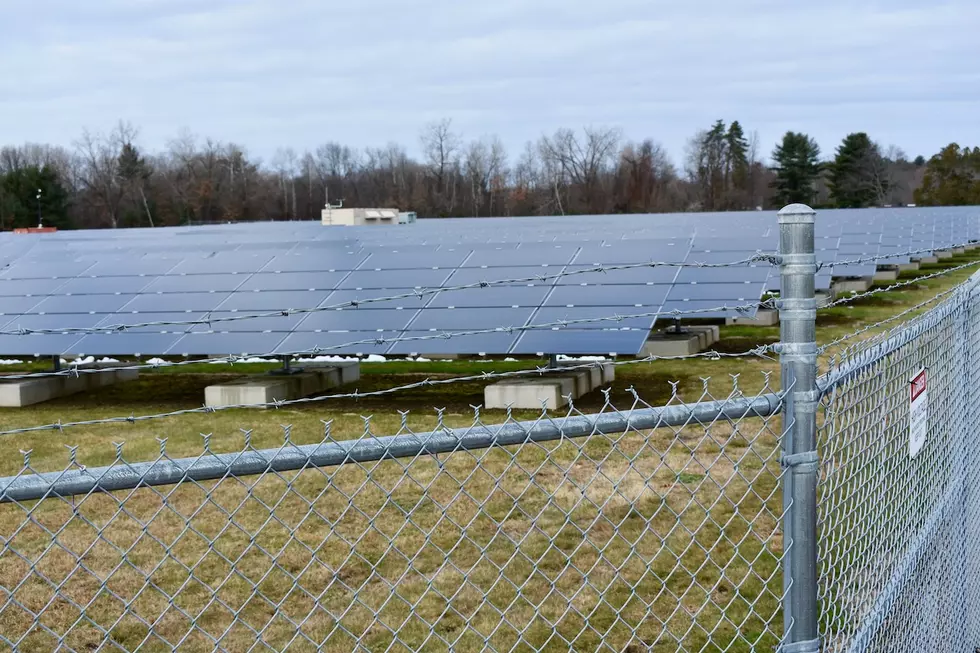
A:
[909,369,928,458]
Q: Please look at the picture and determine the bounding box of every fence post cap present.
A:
[778,203,817,223]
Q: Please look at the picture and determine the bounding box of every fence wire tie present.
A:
[780,450,819,473]
[777,637,821,653]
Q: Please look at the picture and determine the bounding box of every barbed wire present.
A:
[0,345,777,437]
[0,301,771,381]
[821,242,978,270]
[819,259,980,310]
[0,253,778,337]
[818,283,966,355]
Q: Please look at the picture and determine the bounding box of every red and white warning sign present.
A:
[909,369,928,458]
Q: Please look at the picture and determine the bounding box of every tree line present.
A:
[0,119,972,230]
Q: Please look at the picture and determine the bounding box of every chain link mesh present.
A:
[0,384,784,652]
[817,271,980,652]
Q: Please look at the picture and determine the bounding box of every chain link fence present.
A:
[0,386,785,652]
[817,269,980,652]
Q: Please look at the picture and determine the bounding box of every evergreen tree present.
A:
[0,165,71,229]
[828,132,888,208]
[701,120,727,210]
[770,132,822,206]
[914,143,980,206]
[726,120,749,193]
[117,142,155,227]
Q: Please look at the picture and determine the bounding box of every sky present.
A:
[2,0,979,166]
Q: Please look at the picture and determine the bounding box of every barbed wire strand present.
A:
[0,345,777,437]
[0,253,779,336]
[820,241,978,270]
[820,259,980,310]
[0,301,771,381]
[818,283,967,355]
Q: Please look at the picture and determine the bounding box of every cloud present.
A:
[1,0,977,163]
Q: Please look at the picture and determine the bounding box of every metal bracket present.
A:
[778,637,821,653]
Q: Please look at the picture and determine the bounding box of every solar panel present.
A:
[0,206,974,357]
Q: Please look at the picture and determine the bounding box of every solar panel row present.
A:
[0,207,975,356]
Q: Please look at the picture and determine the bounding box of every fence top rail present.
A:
[0,391,782,503]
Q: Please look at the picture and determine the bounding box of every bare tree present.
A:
[538,126,621,213]
[74,121,139,228]
[420,119,461,215]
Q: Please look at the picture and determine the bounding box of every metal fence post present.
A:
[777,203,820,652]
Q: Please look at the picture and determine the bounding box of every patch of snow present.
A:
[556,354,607,362]
[145,358,169,366]
[0,359,24,366]
[296,355,359,363]
[363,355,387,363]
[504,358,518,362]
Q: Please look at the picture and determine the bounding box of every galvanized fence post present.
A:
[777,203,820,652]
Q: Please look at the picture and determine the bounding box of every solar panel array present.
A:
[0,207,975,357]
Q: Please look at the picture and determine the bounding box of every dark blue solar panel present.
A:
[267,252,369,273]
[447,267,558,286]
[122,293,232,312]
[273,331,393,356]
[171,332,287,356]
[674,267,771,284]
[237,272,346,291]
[57,276,155,295]
[544,285,669,308]
[428,286,551,308]
[0,279,70,296]
[555,265,680,286]
[0,334,83,356]
[143,275,246,293]
[463,246,577,267]
[407,307,534,331]
[73,333,185,357]
[529,306,656,330]
[511,329,648,355]
[29,294,138,314]
[387,331,520,355]
[665,282,764,301]
[339,269,453,290]
[294,308,418,332]
[216,291,332,312]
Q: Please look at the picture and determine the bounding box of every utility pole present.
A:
[36,188,42,228]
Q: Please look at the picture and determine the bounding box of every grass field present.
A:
[0,254,976,651]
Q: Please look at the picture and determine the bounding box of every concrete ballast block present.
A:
[832,278,873,294]
[641,332,701,357]
[205,363,360,409]
[0,370,139,408]
[726,308,779,327]
[484,378,575,410]
[873,268,899,282]
[484,362,616,410]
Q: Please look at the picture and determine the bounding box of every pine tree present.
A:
[701,120,727,210]
[828,133,887,208]
[770,132,822,206]
[726,121,749,194]
[117,142,155,227]
[0,165,71,229]
[914,143,980,206]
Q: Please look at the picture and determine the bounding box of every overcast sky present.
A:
[2,0,978,165]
